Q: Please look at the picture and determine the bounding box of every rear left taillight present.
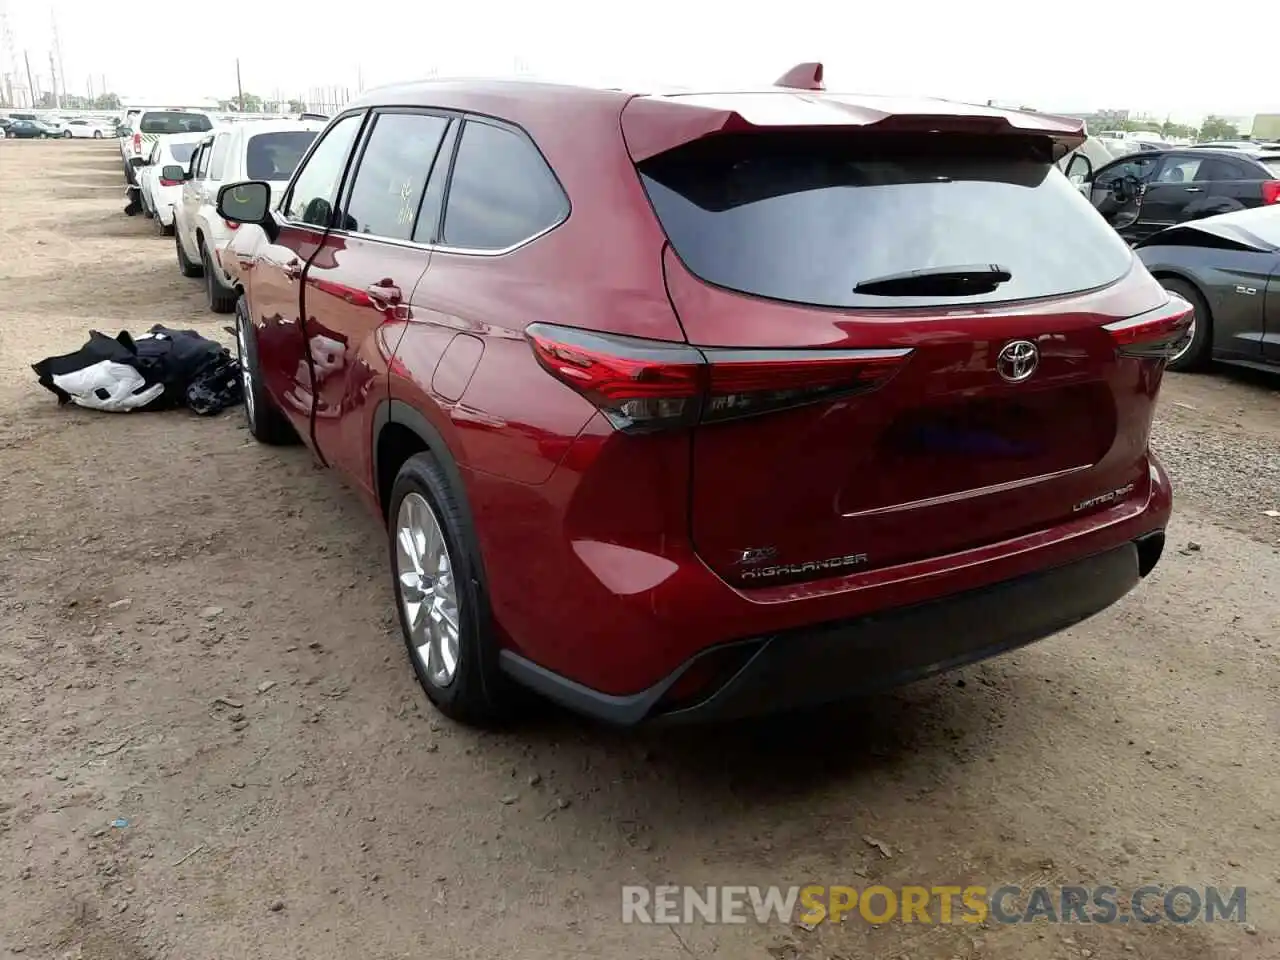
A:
[132,132,141,154]
[1102,295,1194,359]
[1261,180,1280,204]
[526,323,911,433]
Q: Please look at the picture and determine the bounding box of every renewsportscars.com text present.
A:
[621,884,1247,926]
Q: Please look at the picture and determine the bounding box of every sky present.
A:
[4,0,1277,125]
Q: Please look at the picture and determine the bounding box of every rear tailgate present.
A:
[628,111,1179,585]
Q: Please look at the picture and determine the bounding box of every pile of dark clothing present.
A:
[32,325,243,416]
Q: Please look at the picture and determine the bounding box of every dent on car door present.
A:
[302,110,450,491]
[249,112,367,445]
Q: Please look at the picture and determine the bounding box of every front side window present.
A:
[195,141,212,179]
[283,113,364,227]
[1097,155,1157,187]
[1156,157,1202,183]
[343,113,450,240]
[442,120,568,250]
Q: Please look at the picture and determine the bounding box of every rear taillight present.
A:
[1102,295,1194,359]
[132,132,141,153]
[1261,180,1280,204]
[527,323,911,433]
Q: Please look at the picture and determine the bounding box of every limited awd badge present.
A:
[1073,482,1136,513]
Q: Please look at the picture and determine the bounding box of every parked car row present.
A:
[122,114,325,318]
[0,111,116,139]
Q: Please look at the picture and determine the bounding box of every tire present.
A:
[63,130,72,139]
[202,243,237,314]
[234,296,297,445]
[158,215,175,237]
[1160,278,1212,372]
[175,230,202,278]
[93,130,103,139]
[388,452,511,725]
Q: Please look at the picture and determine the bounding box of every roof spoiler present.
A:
[773,62,824,92]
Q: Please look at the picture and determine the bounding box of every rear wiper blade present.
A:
[853,263,1013,297]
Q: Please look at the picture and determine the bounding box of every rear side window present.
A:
[442,120,568,250]
[246,130,318,181]
[1262,158,1280,178]
[1197,157,1254,180]
[640,132,1135,309]
[139,111,213,134]
[343,113,450,240]
[208,133,231,179]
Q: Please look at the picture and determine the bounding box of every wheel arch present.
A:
[373,399,491,592]
[1147,268,1214,327]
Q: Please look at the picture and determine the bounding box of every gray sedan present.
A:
[1135,206,1280,372]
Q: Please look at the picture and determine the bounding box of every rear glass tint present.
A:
[640,132,1135,309]
[169,143,197,163]
[139,112,213,134]
[1261,157,1280,178]
[246,130,318,180]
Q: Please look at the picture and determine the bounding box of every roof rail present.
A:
[773,62,824,92]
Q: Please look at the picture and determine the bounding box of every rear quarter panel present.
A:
[1139,245,1269,357]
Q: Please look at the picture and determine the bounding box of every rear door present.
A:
[1201,155,1273,212]
[302,110,451,488]
[1142,153,1206,227]
[247,111,367,444]
[638,129,1169,583]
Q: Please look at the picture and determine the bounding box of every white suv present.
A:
[172,118,324,312]
[122,109,215,184]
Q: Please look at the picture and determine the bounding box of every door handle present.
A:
[366,281,403,305]
[283,259,302,280]
[1184,187,1203,193]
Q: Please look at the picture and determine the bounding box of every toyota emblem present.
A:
[996,340,1039,383]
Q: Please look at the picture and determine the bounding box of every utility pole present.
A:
[48,50,59,108]
[51,9,64,106]
[235,57,243,112]
[24,48,34,107]
[87,74,93,101]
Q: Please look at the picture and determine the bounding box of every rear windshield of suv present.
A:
[139,111,213,135]
[246,130,318,180]
[639,132,1135,309]
[169,143,198,164]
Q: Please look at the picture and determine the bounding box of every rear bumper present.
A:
[500,533,1158,725]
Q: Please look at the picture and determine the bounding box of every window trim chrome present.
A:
[277,106,571,257]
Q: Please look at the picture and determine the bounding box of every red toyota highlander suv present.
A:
[216,67,1186,726]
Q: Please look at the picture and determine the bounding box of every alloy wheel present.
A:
[395,492,461,688]
[235,311,256,429]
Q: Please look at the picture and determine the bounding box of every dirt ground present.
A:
[1,140,1277,960]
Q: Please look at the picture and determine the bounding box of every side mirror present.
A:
[161,165,187,182]
[218,181,273,234]
[1065,153,1094,186]
[129,156,146,168]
